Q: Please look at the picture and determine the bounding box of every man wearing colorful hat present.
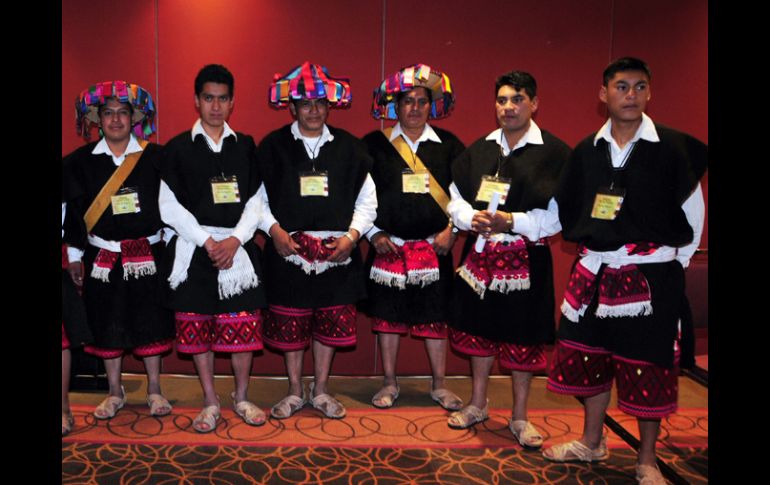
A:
[255,61,376,420]
[542,57,707,485]
[361,63,464,411]
[158,64,268,432]
[446,71,570,448]
[63,80,175,422]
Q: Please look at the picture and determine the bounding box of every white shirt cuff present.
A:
[67,246,84,263]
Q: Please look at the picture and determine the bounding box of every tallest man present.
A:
[543,58,707,485]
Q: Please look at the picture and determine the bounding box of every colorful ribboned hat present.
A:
[371,63,455,120]
[268,61,352,109]
[75,80,156,140]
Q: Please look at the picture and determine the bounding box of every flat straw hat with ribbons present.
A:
[371,63,455,120]
[75,80,156,140]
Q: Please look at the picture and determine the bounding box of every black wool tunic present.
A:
[360,127,465,325]
[449,130,571,345]
[62,142,174,349]
[257,124,373,308]
[159,131,266,315]
[554,125,708,368]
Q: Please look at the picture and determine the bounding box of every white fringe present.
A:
[285,254,318,275]
[595,301,653,319]
[488,275,530,294]
[457,265,487,299]
[90,265,111,283]
[216,244,260,300]
[285,254,351,275]
[168,237,195,290]
[122,261,157,280]
[406,268,439,287]
[169,227,259,299]
[370,267,406,289]
[560,300,584,323]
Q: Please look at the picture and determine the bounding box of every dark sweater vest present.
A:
[362,127,465,240]
[556,125,708,251]
[257,124,372,232]
[62,142,165,248]
[256,124,373,308]
[160,131,261,228]
[452,130,571,213]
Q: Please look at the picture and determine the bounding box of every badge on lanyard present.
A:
[475,175,511,204]
[591,185,626,220]
[210,175,241,204]
[402,169,430,194]
[111,187,141,215]
[299,171,329,197]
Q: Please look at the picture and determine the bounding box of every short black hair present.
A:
[395,86,433,104]
[602,57,651,86]
[195,64,234,97]
[495,71,537,99]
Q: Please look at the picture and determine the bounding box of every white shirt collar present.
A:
[191,119,237,152]
[485,120,543,156]
[290,121,334,159]
[593,112,659,146]
[390,122,442,144]
[92,134,144,166]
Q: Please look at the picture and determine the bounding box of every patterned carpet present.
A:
[63,405,707,484]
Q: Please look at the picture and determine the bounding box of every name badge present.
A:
[111,187,140,215]
[402,170,430,194]
[475,175,511,204]
[299,171,329,197]
[210,176,240,204]
[591,186,626,220]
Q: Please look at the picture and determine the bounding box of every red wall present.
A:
[62,0,708,376]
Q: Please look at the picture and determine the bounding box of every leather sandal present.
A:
[309,382,346,419]
[636,464,667,485]
[147,394,172,417]
[231,392,266,426]
[372,385,399,409]
[62,413,74,436]
[509,419,544,448]
[271,394,306,419]
[447,401,489,429]
[542,437,609,462]
[192,402,221,433]
[430,388,463,411]
[94,386,127,420]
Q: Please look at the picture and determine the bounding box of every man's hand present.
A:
[370,231,398,255]
[326,229,359,262]
[205,236,241,270]
[472,210,512,236]
[432,225,457,256]
[68,261,84,287]
[269,223,300,257]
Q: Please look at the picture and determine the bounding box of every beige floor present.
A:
[70,373,708,414]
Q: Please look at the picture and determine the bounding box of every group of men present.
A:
[62,57,707,485]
